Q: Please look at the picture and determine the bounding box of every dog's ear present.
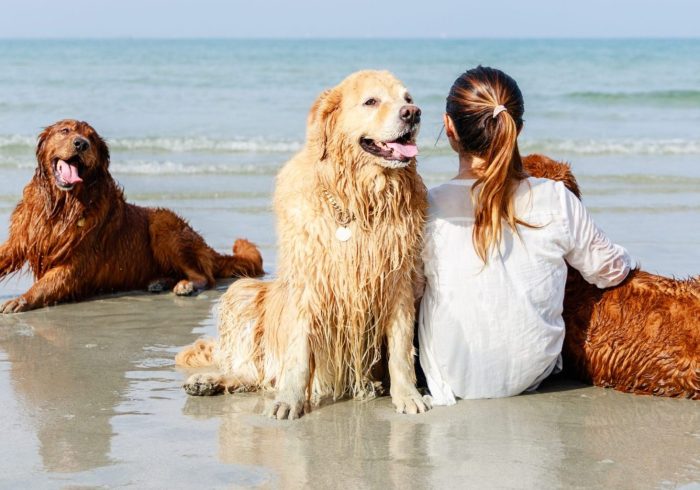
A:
[91,130,110,169]
[307,87,342,161]
[34,125,54,179]
[522,153,582,199]
[35,126,51,166]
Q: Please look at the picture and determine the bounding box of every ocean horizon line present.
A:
[1,36,699,42]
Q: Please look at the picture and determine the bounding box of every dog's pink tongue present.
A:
[386,142,418,159]
[57,160,82,184]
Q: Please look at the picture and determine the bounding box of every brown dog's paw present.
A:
[183,373,225,396]
[1,297,30,314]
[148,278,175,293]
[173,280,196,296]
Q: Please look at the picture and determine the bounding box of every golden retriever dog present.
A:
[0,119,264,312]
[177,70,430,419]
[523,154,699,399]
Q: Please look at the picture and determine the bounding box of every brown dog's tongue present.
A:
[57,160,83,184]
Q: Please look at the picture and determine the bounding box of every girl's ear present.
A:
[443,113,459,142]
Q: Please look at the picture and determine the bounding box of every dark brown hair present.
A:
[446,65,529,262]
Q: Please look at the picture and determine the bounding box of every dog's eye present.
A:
[60,128,70,135]
[405,94,413,104]
[364,98,378,107]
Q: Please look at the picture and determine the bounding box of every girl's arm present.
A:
[559,183,635,288]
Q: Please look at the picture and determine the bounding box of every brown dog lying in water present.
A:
[523,154,699,399]
[0,119,264,313]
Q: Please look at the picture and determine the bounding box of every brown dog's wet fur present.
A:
[523,154,699,399]
[0,119,264,312]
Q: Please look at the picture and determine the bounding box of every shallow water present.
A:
[0,39,699,487]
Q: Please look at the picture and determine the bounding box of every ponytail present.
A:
[446,66,531,263]
[471,110,529,262]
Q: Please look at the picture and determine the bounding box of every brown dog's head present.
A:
[522,153,582,199]
[307,70,421,170]
[36,119,110,192]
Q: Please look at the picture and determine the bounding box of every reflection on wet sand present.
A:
[551,385,700,487]
[0,287,697,488]
[183,377,699,488]
[183,393,566,487]
[0,291,214,475]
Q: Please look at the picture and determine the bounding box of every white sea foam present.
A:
[0,156,283,176]
[519,138,700,156]
[0,135,36,148]
[0,134,700,164]
[108,137,302,153]
[2,134,700,157]
[0,135,302,154]
[110,160,281,175]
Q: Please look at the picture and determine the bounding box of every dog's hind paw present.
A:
[183,373,225,396]
[148,278,175,293]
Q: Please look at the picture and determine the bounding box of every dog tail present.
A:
[215,238,264,278]
[175,339,217,368]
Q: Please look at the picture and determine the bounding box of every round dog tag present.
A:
[335,226,352,242]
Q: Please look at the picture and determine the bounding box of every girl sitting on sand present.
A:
[417,66,635,404]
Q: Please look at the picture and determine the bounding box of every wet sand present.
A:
[0,284,698,489]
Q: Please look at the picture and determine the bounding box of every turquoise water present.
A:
[0,39,699,292]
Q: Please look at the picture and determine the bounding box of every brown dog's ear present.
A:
[306,87,342,161]
[34,126,54,180]
[91,131,110,168]
[35,126,51,165]
[522,153,582,199]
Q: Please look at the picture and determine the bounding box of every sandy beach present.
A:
[0,283,697,488]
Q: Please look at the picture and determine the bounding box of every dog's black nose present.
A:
[400,105,421,124]
[73,137,89,153]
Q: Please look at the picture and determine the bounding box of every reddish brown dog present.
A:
[523,154,699,399]
[0,119,264,313]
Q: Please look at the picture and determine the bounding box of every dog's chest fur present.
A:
[276,162,427,397]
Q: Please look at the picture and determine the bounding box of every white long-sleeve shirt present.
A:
[418,178,634,404]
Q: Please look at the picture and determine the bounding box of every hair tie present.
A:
[492,105,507,118]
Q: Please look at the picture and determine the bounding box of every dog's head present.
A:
[36,119,110,192]
[522,153,582,199]
[307,70,420,170]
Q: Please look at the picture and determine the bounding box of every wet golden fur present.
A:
[177,71,430,418]
[0,120,263,312]
[523,154,699,399]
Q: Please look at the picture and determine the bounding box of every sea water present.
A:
[0,39,698,296]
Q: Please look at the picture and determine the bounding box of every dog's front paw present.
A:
[183,373,224,396]
[173,280,196,296]
[1,297,29,314]
[266,394,308,420]
[392,391,432,415]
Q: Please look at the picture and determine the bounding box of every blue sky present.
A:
[1,0,698,38]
